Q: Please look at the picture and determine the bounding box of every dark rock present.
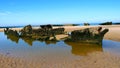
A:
[65,27,109,44]
[20,25,32,36]
[19,25,65,40]
[40,24,52,30]
[99,22,112,25]
[84,23,90,26]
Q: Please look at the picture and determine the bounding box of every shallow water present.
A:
[0,32,120,61]
[103,40,120,56]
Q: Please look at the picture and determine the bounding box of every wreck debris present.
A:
[65,27,109,44]
[4,25,109,45]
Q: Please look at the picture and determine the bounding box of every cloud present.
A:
[0,11,11,16]
[0,12,8,15]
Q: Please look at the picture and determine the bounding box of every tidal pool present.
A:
[0,32,120,61]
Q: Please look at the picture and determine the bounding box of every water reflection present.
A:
[45,40,58,45]
[64,41,103,56]
[21,37,35,46]
[4,32,103,56]
[5,33,59,46]
[1,32,120,59]
[4,32,19,43]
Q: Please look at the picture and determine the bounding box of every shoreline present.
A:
[1,25,120,42]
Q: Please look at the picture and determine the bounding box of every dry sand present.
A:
[0,25,120,68]
[102,25,120,42]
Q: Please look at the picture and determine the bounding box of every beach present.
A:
[0,25,120,68]
[1,25,120,42]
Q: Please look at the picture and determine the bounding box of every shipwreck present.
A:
[4,25,109,44]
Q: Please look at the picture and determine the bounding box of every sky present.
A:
[0,0,120,26]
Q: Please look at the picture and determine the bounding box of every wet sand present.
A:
[0,25,120,68]
[0,52,120,68]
